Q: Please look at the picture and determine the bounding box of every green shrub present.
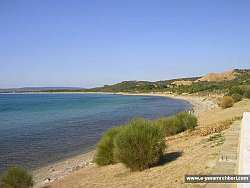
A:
[155,117,180,136]
[0,166,33,188]
[231,93,243,102]
[156,112,197,136]
[243,87,250,98]
[176,112,198,130]
[218,96,234,109]
[228,86,244,96]
[114,119,165,171]
[95,127,123,166]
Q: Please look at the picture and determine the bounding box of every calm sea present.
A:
[0,93,191,172]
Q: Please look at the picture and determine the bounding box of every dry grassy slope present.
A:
[49,99,250,188]
[171,80,193,86]
[171,70,238,85]
[196,70,237,82]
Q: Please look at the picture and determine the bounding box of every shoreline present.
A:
[32,92,217,187]
[33,150,96,188]
[115,92,218,116]
[0,91,218,115]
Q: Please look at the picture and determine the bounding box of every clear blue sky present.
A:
[1,0,250,88]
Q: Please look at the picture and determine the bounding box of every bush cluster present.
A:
[95,127,122,166]
[155,112,197,136]
[114,119,165,171]
[243,87,250,98]
[0,166,33,188]
[176,112,198,130]
[228,86,250,102]
[228,86,244,96]
[155,117,181,136]
[95,112,197,171]
[218,96,234,109]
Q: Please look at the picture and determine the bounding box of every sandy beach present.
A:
[32,92,218,188]
[117,92,219,116]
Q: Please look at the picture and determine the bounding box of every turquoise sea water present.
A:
[0,93,191,172]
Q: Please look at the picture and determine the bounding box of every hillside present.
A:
[171,80,193,86]
[85,77,200,93]
[1,69,249,95]
[86,69,250,94]
[196,70,237,82]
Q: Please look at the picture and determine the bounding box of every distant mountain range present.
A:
[0,87,84,93]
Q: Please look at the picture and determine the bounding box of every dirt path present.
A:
[205,121,241,188]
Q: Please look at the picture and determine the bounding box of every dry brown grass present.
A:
[171,80,193,86]
[195,116,242,136]
[196,70,237,82]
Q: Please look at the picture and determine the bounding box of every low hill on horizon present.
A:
[1,69,249,94]
[86,69,250,94]
[196,70,237,82]
[0,87,84,93]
